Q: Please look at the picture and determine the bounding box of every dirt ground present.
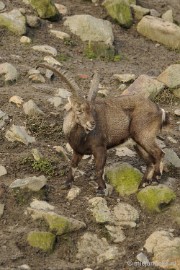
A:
[0,0,180,269]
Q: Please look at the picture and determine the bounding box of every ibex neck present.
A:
[63,110,76,136]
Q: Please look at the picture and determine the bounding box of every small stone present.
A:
[174,109,180,116]
[48,97,63,107]
[130,4,150,20]
[67,186,81,201]
[29,73,45,83]
[55,3,68,15]
[113,202,139,227]
[164,148,180,168]
[0,165,7,177]
[150,9,160,17]
[26,15,41,28]
[115,146,136,157]
[18,264,31,270]
[9,95,24,107]
[30,199,55,211]
[23,100,44,116]
[0,203,4,218]
[31,148,43,161]
[88,197,112,223]
[162,9,173,23]
[136,252,150,264]
[55,88,71,98]
[0,1,5,11]
[32,45,57,56]
[20,36,32,44]
[50,30,70,40]
[0,110,9,128]
[113,73,136,83]
[167,136,178,144]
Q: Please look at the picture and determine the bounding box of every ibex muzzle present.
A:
[38,63,170,195]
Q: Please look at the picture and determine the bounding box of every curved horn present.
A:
[87,70,100,102]
[37,63,81,96]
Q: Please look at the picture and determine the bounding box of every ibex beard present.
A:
[38,63,170,195]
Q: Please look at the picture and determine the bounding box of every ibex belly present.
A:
[106,110,130,148]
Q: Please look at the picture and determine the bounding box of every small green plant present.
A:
[84,41,97,59]
[113,54,122,62]
[63,39,76,47]
[32,159,55,176]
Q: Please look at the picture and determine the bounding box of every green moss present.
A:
[0,11,26,35]
[45,214,70,235]
[27,231,56,252]
[106,163,142,196]
[137,185,176,212]
[29,0,60,20]
[103,0,135,28]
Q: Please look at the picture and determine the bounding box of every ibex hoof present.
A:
[96,187,108,197]
[61,181,72,190]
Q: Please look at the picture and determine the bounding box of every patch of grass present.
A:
[21,157,56,176]
[63,39,77,47]
[84,41,122,62]
[56,53,71,62]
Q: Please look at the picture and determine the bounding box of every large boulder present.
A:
[0,9,26,35]
[122,74,165,99]
[103,0,136,28]
[105,163,142,196]
[64,15,114,45]
[137,16,180,50]
[28,0,60,21]
[137,185,176,212]
[157,64,180,89]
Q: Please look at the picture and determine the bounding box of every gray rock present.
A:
[130,4,150,20]
[0,110,8,129]
[105,225,126,243]
[174,109,180,116]
[10,175,47,191]
[137,16,180,50]
[32,45,57,56]
[55,3,68,16]
[5,125,36,145]
[173,88,180,98]
[88,197,112,223]
[64,15,114,45]
[150,9,160,17]
[115,146,136,157]
[26,15,41,28]
[50,30,70,40]
[76,232,122,265]
[55,88,71,98]
[30,199,55,211]
[20,36,32,44]
[122,74,165,99]
[0,9,26,35]
[0,1,5,11]
[18,264,31,270]
[27,208,86,235]
[66,186,81,201]
[164,148,180,168]
[136,252,150,264]
[113,73,136,83]
[0,203,4,218]
[31,148,43,161]
[113,202,139,227]
[157,64,180,89]
[0,165,7,177]
[144,230,180,269]
[0,62,18,84]
[48,97,63,107]
[23,100,44,116]
[162,9,173,23]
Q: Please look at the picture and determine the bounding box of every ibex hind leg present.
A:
[61,151,83,189]
[135,141,164,186]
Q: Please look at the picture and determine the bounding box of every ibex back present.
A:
[38,63,169,195]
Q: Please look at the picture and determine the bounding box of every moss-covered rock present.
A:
[29,0,60,21]
[0,9,26,35]
[137,185,176,212]
[103,0,136,28]
[105,163,142,196]
[27,208,86,235]
[27,231,56,251]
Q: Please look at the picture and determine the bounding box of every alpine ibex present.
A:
[38,63,169,195]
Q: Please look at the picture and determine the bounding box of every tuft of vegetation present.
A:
[56,53,71,62]
[21,157,56,176]
[84,41,122,61]
[154,88,180,106]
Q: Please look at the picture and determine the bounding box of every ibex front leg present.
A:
[62,151,83,189]
[93,146,107,195]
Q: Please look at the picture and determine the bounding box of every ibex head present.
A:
[37,63,99,134]
[68,96,96,133]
